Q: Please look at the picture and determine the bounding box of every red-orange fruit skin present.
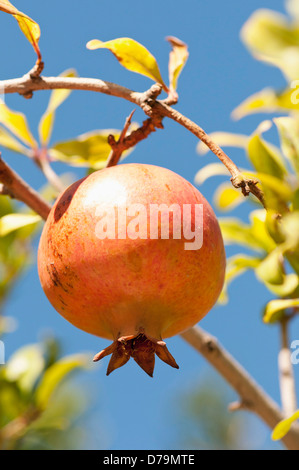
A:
[38,163,226,343]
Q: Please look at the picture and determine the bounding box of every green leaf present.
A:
[214,182,245,211]
[241,9,299,81]
[38,69,78,147]
[35,354,90,409]
[0,213,41,237]
[86,37,167,91]
[197,132,248,154]
[49,129,133,169]
[263,298,299,323]
[166,36,189,92]
[4,344,45,393]
[274,117,299,175]
[272,410,299,441]
[0,101,37,148]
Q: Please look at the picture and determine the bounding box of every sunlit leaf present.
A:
[249,209,277,252]
[255,245,299,297]
[219,255,261,304]
[247,132,290,212]
[241,9,299,81]
[166,36,189,92]
[4,344,45,393]
[0,0,41,60]
[263,298,299,323]
[286,0,299,20]
[272,410,299,441]
[0,213,41,237]
[219,218,266,252]
[232,88,279,120]
[0,102,37,148]
[86,37,167,90]
[214,182,245,211]
[255,249,284,284]
[0,125,30,155]
[38,69,78,147]
[247,133,287,178]
[35,354,90,409]
[232,86,299,120]
[280,211,299,248]
[49,129,132,169]
[197,132,249,155]
[274,117,299,175]
[195,163,231,185]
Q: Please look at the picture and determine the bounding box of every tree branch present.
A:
[0,74,265,206]
[0,155,51,220]
[181,326,299,450]
[278,318,297,417]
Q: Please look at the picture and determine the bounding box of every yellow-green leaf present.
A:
[274,117,299,175]
[264,298,299,323]
[35,354,90,409]
[249,209,277,252]
[232,87,299,120]
[232,88,278,120]
[214,182,245,211]
[166,36,189,92]
[0,213,41,237]
[195,163,231,185]
[0,125,30,154]
[49,129,133,169]
[286,0,299,20]
[241,9,299,81]
[219,218,266,252]
[197,132,249,155]
[219,255,261,304]
[0,101,37,148]
[272,410,299,441]
[247,133,287,178]
[0,0,41,59]
[39,69,78,147]
[86,37,167,90]
[4,344,45,392]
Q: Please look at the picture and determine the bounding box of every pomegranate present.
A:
[38,163,225,376]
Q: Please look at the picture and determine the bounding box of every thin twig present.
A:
[106,111,164,168]
[0,155,51,220]
[278,318,297,417]
[106,110,136,168]
[0,74,265,206]
[181,326,299,450]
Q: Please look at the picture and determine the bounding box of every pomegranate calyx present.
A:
[93,333,179,377]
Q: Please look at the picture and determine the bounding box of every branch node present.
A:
[228,400,253,412]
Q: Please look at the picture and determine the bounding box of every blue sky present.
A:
[0,0,297,450]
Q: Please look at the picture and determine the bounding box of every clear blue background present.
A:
[0,0,297,450]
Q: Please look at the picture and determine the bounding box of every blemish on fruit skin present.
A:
[46,263,69,293]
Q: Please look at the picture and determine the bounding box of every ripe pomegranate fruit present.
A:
[38,163,225,376]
